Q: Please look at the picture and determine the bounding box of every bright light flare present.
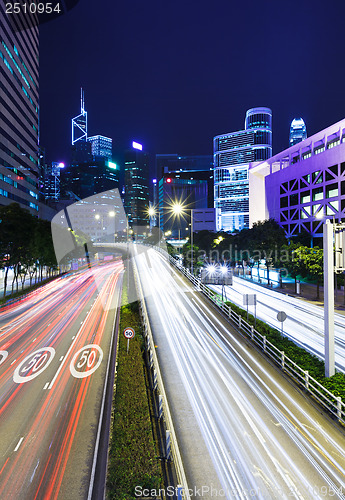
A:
[207,264,217,277]
[148,207,156,217]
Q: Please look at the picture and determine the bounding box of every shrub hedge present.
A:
[223,299,345,403]
[106,295,162,499]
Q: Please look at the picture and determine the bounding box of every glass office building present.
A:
[0,3,40,214]
[87,135,112,159]
[289,118,307,147]
[124,142,150,227]
[214,107,272,232]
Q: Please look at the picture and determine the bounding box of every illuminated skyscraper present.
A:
[72,88,87,145]
[124,141,150,226]
[289,118,307,147]
[0,3,40,214]
[62,94,118,199]
[87,135,112,159]
[214,107,272,232]
[43,162,64,201]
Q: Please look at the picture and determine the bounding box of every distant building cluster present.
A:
[2,6,345,245]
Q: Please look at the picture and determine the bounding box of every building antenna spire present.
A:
[81,87,85,113]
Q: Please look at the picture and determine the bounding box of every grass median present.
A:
[106,289,162,499]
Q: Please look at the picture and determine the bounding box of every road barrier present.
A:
[132,256,190,499]
[154,247,345,426]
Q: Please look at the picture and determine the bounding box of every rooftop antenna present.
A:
[81,87,85,113]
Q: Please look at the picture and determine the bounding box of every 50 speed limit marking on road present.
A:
[0,350,8,366]
[13,347,55,383]
[70,344,103,379]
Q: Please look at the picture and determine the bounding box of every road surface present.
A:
[210,277,345,372]
[134,246,345,498]
[0,261,123,499]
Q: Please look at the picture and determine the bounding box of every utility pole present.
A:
[323,219,335,377]
[191,209,194,276]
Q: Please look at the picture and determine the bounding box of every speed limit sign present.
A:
[123,327,135,339]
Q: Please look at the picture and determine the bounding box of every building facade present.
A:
[289,118,307,147]
[87,135,112,159]
[214,107,272,232]
[158,169,214,237]
[0,3,40,215]
[249,118,345,243]
[156,154,213,177]
[62,94,118,200]
[43,162,64,201]
[124,142,150,227]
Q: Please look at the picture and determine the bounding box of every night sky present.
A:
[39,0,345,169]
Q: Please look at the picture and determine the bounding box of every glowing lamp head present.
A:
[166,178,172,183]
[148,207,155,217]
[172,203,183,215]
[207,264,216,277]
[58,162,65,168]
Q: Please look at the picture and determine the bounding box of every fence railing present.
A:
[154,246,345,425]
[132,256,189,500]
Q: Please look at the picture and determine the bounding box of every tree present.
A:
[245,219,287,285]
[0,203,35,296]
[273,242,302,293]
[293,246,324,300]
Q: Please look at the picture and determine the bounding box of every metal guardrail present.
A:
[154,247,345,425]
[132,256,189,500]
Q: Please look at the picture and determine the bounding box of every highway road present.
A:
[210,277,345,372]
[134,246,345,499]
[0,261,123,499]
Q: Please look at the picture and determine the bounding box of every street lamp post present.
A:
[191,209,194,275]
[171,203,194,272]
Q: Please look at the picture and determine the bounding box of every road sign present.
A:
[277,311,287,322]
[243,294,256,306]
[123,327,135,339]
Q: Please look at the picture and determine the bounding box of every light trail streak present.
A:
[134,247,345,499]
[0,261,123,499]
[210,277,345,371]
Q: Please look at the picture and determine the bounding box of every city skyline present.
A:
[39,0,345,165]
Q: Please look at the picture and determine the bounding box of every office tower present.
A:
[62,94,119,200]
[72,88,87,145]
[156,154,213,177]
[43,162,64,201]
[124,141,150,227]
[87,135,112,159]
[214,107,272,232]
[0,3,40,214]
[159,169,214,237]
[289,118,307,147]
[249,117,345,245]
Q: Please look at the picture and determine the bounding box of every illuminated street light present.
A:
[207,264,217,277]
[172,203,183,215]
[148,207,155,217]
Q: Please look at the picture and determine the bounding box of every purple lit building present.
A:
[249,118,345,243]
